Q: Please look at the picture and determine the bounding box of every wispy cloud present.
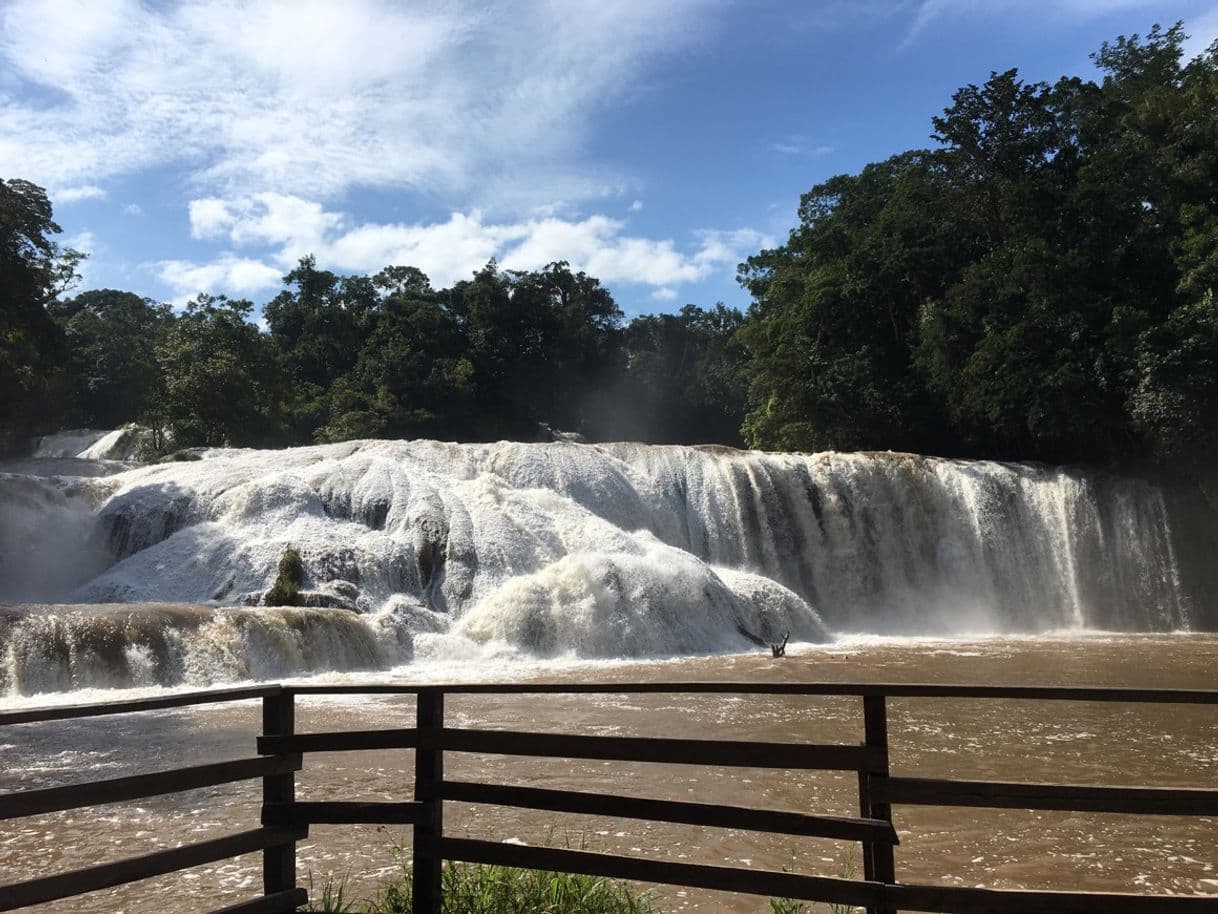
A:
[770,135,837,157]
[902,0,1166,45]
[158,193,771,300]
[0,0,723,208]
[1184,5,1218,59]
[53,184,107,204]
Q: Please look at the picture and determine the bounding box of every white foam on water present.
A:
[0,439,1196,696]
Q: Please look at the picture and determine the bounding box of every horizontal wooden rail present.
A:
[438,836,884,907]
[0,826,306,911]
[285,682,1218,703]
[440,780,898,843]
[257,725,880,770]
[442,838,1218,914]
[0,754,302,820]
[877,777,1218,815]
[258,728,419,754]
[0,685,283,726]
[884,881,1218,913]
[264,801,429,826]
[207,887,308,914]
[430,727,883,770]
[7,681,1217,727]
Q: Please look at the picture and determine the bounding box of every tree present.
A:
[1128,290,1218,497]
[449,261,624,439]
[600,304,748,445]
[265,255,374,439]
[317,267,475,442]
[0,179,82,452]
[151,295,287,448]
[51,289,172,428]
[736,23,1218,483]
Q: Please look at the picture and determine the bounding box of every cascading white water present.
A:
[0,439,1196,693]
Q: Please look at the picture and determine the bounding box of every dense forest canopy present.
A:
[740,24,1218,493]
[1,25,1214,496]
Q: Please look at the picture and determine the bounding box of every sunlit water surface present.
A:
[2,633,1217,912]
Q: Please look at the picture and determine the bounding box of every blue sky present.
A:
[4,0,1217,318]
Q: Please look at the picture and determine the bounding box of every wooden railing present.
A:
[2,681,1217,913]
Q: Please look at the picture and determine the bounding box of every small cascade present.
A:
[0,604,400,694]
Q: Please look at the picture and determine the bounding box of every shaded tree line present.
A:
[2,24,1215,498]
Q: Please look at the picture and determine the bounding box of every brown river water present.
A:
[2,633,1217,913]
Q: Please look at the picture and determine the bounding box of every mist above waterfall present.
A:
[0,438,1203,693]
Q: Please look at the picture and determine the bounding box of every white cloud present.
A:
[770,136,836,156]
[629,200,644,212]
[189,193,343,263]
[1184,6,1218,60]
[0,0,722,205]
[651,287,679,302]
[53,184,107,204]
[904,0,1166,44]
[66,230,97,254]
[692,228,775,268]
[121,203,142,216]
[167,193,770,294]
[157,255,283,300]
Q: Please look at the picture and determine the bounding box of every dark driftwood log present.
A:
[771,632,790,658]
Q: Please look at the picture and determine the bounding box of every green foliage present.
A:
[149,294,287,448]
[51,289,172,428]
[265,547,304,606]
[447,260,624,439]
[308,871,356,913]
[738,22,1218,486]
[370,862,660,914]
[0,178,81,454]
[600,304,748,445]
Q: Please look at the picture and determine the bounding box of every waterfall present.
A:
[0,439,1201,693]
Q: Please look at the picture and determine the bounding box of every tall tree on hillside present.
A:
[738,151,957,453]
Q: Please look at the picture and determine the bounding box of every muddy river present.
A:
[2,633,1216,912]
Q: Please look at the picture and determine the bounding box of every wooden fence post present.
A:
[858,694,896,914]
[413,689,445,914]
[261,690,297,899]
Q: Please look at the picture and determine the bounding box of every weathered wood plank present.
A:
[439,780,897,843]
[0,827,307,911]
[261,693,297,897]
[0,754,301,820]
[876,777,1218,815]
[886,882,1218,913]
[283,682,1218,704]
[257,728,419,754]
[429,728,882,771]
[264,801,429,826]
[0,685,284,726]
[437,837,883,907]
[204,887,308,914]
[413,691,445,914]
